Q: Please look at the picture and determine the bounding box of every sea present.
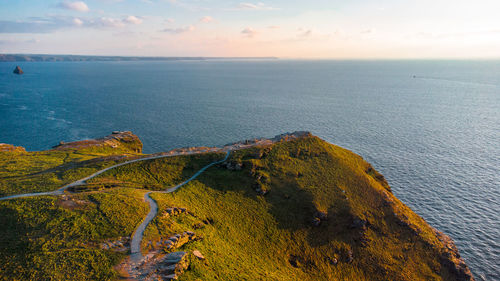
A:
[0,59,498,279]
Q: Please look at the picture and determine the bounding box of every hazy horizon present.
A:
[2,0,500,59]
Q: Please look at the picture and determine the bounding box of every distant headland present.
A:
[0,54,278,62]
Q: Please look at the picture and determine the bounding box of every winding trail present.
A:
[0,139,271,266]
[0,146,231,263]
[129,151,230,262]
[0,149,217,201]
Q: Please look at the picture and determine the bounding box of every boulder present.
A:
[164,251,187,264]
[192,250,205,260]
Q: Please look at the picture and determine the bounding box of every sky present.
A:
[1,0,500,58]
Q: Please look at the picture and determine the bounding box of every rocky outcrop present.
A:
[271,131,312,142]
[0,143,26,152]
[162,207,188,217]
[223,131,312,150]
[52,131,143,153]
[99,237,130,253]
[161,231,197,251]
[223,161,243,171]
[124,251,192,281]
[433,229,476,281]
[13,66,23,75]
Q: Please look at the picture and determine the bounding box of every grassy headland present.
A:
[0,132,474,281]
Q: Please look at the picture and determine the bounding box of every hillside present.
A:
[0,132,474,281]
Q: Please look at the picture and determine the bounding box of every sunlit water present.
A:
[0,60,498,279]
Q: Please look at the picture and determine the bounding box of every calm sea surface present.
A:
[0,60,498,279]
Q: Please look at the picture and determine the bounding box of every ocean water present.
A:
[0,60,498,279]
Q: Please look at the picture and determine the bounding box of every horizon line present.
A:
[1,53,500,61]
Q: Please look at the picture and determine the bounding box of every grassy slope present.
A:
[0,150,226,281]
[0,145,142,196]
[87,153,225,191]
[0,135,459,280]
[0,188,148,281]
[144,136,448,281]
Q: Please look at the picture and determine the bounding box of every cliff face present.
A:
[433,229,475,281]
[52,131,142,153]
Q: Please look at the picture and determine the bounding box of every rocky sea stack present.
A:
[13,66,23,75]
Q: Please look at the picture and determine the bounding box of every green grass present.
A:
[143,137,447,280]
[0,135,460,280]
[0,188,148,281]
[0,145,143,196]
[87,152,225,190]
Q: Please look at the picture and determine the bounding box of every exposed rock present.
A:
[272,131,312,142]
[192,250,205,260]
[163,207,188,217]
[13,66,23,75]
[312,210,328,226]
[433,228,476,281]
[164,251,187,264]
[52,131,142,153]
[315,211,328,221]
[346,250,354,263]
[0,143,26,152]
[99,237,130,252]
[224,161,243,171]
[162,231,197,251]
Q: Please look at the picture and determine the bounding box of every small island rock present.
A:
[13,66,23,75]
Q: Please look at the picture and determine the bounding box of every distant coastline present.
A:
[0,54,278,62]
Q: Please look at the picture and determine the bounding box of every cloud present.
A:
[268,25,280,29]
[161,25,195,34]
[166,18,175,23]
[0,17,73,33]
[73,18,83,26]
[124,16,143,25]
[237,2,276,10]
[0,15,143,33]
[200,16,214,23]
[57,1,89,12]
[95,17,125,28]
[241,27,257,37]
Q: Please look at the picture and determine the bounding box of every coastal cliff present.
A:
[52,131,143,153]
[0,132,474,280]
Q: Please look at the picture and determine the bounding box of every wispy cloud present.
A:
[0,17,75,33]
[0,15,144,33]
[161,25,195,34]
[96,17,125,28]
[57,1,90,12]
[199,16,214,23]
[241,27,257,37]
[73,18,84,26]
[124,16,143,25]
[236,2,276,11]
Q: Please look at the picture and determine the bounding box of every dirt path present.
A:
[129,151,230,263]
